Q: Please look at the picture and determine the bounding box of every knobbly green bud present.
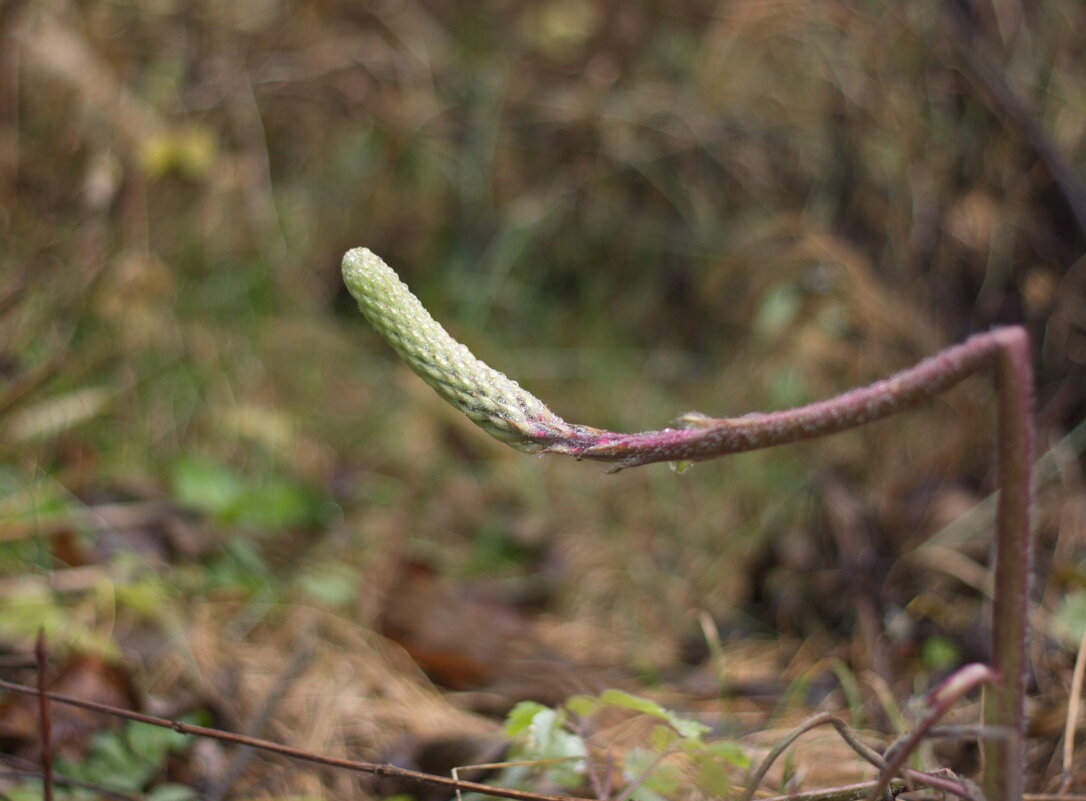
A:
[342,248,579,450]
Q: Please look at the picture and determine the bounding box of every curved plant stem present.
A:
[343,249,1035,801]
[571,330,1017,470]
[740,712,976,801]
[872,663,996,800]
[741,713,880,801]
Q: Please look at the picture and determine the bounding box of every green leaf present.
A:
[0,584,65,640]
[229,476,326,530]
[295,562,359,607]
[700,739,749,767]
[921,635,961,671]
[203,536,275,594]
[171,454,245,516]
[564,694,602,717]
[115,575,175,618]
[146,784,199,801]
[1052,590,1086,647]
[598,688,665,715]
[623,747,679,799]
[504,700,550,736]
[464,523,534,574]
[649,724,679,752]
[503,702,586,789]
[695,753,732,795]
[526,707,585,761]
[82,731,150,791]
[0,781,47,801]
[598,689,709,739]
[752,284,801,342]
[139,125,217,179]
[171,455,329,531]
[127,720,190,764]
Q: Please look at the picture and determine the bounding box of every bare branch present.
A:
[0,678,587,801]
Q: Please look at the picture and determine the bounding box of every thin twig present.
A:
[1060,626,1086,794]
[756,778,909,801]
[742,713,877,801]
[926,725,1008,740]
[871,663,996,800]
[614,747,672,801]
[205,636,316,801]
[570,715,608,800]
[35,629,53,801]
[454,757,580,801]
[0,678,587,801]
[740,713,977,801]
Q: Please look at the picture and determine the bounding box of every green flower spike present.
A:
[342,248,599,452]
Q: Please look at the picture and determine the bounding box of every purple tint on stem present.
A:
[559,328,1012,469]
[530,326,1033,801]
[986,325,1033,801]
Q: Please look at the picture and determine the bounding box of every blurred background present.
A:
[2,0,1085,798]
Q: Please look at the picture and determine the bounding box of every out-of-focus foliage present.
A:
[1,0,1085,797]
[499,691,748,801]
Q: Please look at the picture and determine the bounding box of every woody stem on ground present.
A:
[343,248,1035,801]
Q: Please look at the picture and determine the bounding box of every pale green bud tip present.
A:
[342,247,583,452]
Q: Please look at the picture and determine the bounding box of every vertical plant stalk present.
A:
[343,249,1035,801]
[36,629,54,801]
[985,326,1034,801]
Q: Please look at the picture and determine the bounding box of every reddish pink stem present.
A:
[987,326,1033,801]
[874,663,997,800]
[556,327,1018,469]
[542,326,1032,801]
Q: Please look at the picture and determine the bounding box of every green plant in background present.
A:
[2,720,200,801]
[345,248,1035,801]
[341,247,592,451]
[499,690,747,801]
[169,453,331,533]
[55,720,197,801]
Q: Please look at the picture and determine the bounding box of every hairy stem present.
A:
[986,325,1034,801]
[343,248,1034,801]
